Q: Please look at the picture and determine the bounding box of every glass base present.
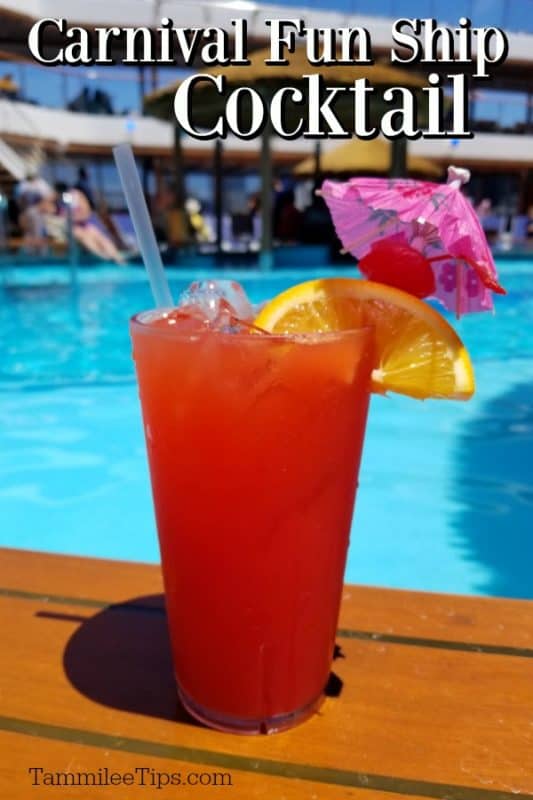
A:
[177,683,325,735]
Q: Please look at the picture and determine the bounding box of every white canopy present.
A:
[0,99,531,174]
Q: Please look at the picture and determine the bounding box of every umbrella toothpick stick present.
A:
[456,261,464,320]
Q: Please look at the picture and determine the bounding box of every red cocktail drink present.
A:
[130,311,372,734]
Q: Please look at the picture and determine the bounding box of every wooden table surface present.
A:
[1,546,532,798]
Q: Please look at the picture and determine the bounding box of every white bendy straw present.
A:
[113,143,174,308]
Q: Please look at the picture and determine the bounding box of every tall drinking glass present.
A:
[130,312,373,734]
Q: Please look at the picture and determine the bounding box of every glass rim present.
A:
[130,310,374,344]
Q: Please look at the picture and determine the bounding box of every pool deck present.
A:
[1,547,532,798]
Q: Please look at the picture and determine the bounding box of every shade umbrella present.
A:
[145,49,427,269]
[146,48,427,117]
[319,166,506,316]
[294,138,441,179]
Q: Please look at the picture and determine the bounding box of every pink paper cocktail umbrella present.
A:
[320,166,506,316]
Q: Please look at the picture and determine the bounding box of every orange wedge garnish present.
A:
[254,278,475,400]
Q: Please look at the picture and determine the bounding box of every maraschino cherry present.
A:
[358,239,436,299]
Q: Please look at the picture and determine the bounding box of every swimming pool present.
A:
[1,259,532,598]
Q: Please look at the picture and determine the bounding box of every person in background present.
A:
[185,198,213,243]
[16,173,53,209]
[92,89,114,115]
[16,172,54,253]
[231,194,259,242]
[18,201,48,253]
[476,198,492,219]
[75,166,95,208]
[68,187,125,264]
[476,197,503,244]
[274,189,302,243]
[67,87,91,113]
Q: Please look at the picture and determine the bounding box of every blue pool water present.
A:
[1,259,532,598]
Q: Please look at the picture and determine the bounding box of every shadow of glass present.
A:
[452,381,533,598]
[63,594,343,723]
[63,594,197,724]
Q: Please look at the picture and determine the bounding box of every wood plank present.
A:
[1,731,406,800]
[338,585,533,653]
[0,547,163,603]
[1,591,532,796]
